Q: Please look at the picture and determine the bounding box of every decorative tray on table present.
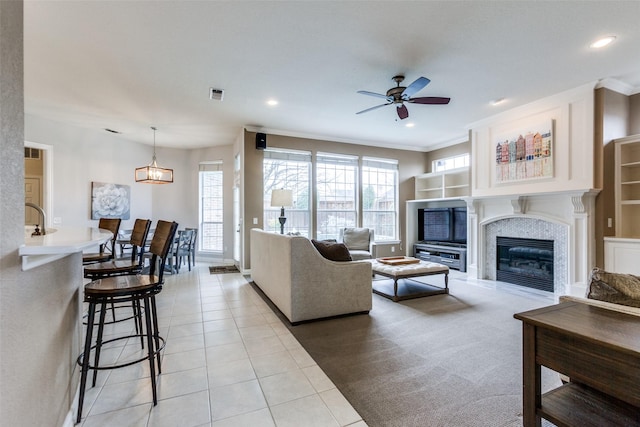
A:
[377,256,420,265]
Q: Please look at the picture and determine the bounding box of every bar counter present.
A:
[19,226,112,271]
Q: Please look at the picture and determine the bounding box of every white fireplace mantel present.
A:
[466,189,599,296]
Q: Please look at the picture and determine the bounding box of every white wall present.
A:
[1,3,86,426]
[467,83,600,292]
[26,115,154,230]
[470,82,596,196]
[25,115,237,260]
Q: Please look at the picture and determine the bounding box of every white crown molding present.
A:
[424,134,470,151]
[595,78,638,96]
[243,126,433,152]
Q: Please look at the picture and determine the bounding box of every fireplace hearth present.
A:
[496,237,554,292]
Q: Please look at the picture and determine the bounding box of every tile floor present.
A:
[77,265,368,427]
[77,265,557,427]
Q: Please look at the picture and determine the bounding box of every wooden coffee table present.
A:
[370,257,449,302]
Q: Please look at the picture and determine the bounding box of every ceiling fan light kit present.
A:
[356,75,450,120]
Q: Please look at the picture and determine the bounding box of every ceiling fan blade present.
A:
[357,90,391,100]
[396,104,409,120]
[408,96,451,105]
[402,77,430,98]
[356,102,392,115]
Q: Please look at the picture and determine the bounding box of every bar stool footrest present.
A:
[76,334,165,371]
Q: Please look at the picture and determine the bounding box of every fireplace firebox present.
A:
[496,237,554,292]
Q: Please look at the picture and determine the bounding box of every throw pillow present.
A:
[311,239,352,262]
[586,267,640,308]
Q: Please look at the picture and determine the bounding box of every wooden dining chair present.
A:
[163,229,192,274]
[175,229,195,273]
[82,218,122,264]
[185,227,198,268]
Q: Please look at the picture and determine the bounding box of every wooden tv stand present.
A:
[413,242,467,272]
[514,302,640,427]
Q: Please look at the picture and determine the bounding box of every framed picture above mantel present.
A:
[494,119,554,183]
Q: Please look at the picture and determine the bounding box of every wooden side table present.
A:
[514,302,640,427]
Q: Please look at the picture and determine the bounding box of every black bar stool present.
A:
[76,220,178,424]
[82,218,121,264]
[84,218,152,279]
[83,218,152,339]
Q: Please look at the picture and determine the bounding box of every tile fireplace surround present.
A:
[466,189,599,296]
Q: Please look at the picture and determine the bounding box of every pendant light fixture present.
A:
[135,126,174,184]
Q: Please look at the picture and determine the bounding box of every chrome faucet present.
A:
[25,202,46,235]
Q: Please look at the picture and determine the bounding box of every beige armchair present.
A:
[339,227,375,261]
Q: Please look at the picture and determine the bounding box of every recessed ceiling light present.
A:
[491,98,506,106]
[405,123,415,128]
[266,99,278,106]
[590,35,616,49]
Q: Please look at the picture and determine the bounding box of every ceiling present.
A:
[24,1,640,152]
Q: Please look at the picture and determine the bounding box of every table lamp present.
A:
[270,189,293,234]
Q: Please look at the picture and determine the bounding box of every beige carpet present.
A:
[279,274,562,427]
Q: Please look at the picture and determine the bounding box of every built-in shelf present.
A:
[414,167,469,200]
[606,135,640,275]
[615,135,640,238]
[414,242,467,272]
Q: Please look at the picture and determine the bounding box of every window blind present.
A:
[199,161,223,172]
[264,148,311,163]
[363,157,398,170]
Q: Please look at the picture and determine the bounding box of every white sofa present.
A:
[250,228,372,324]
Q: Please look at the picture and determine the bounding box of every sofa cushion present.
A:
[342,228,370,251]
[348,250,372,261]
[311,239,352,262]
[587,267,640,308]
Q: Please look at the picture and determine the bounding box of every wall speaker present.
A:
[256,133,267,150]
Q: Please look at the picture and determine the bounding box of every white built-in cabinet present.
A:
[614,135,640,238]
[607,135,640,274]
[414,167,470,200]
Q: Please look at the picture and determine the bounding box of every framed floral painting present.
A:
[91,182,130,220]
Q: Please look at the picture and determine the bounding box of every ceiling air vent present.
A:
[209,88,224,101]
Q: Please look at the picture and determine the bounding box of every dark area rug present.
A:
[282,275,561,427]
[209,265,239,274]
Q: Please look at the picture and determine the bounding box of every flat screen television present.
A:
[418,207,467,244]
[452,207,467,243]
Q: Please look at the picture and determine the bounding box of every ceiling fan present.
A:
[356,75,450,120]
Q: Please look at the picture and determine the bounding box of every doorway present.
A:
[24,141,53,228]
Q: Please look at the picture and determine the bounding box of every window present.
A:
[199,162,223,252]
[433,153,469,172]
[263,149,311,236]
[316,153,358,240]
[362,157,398,240]
[24,147,41,159]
